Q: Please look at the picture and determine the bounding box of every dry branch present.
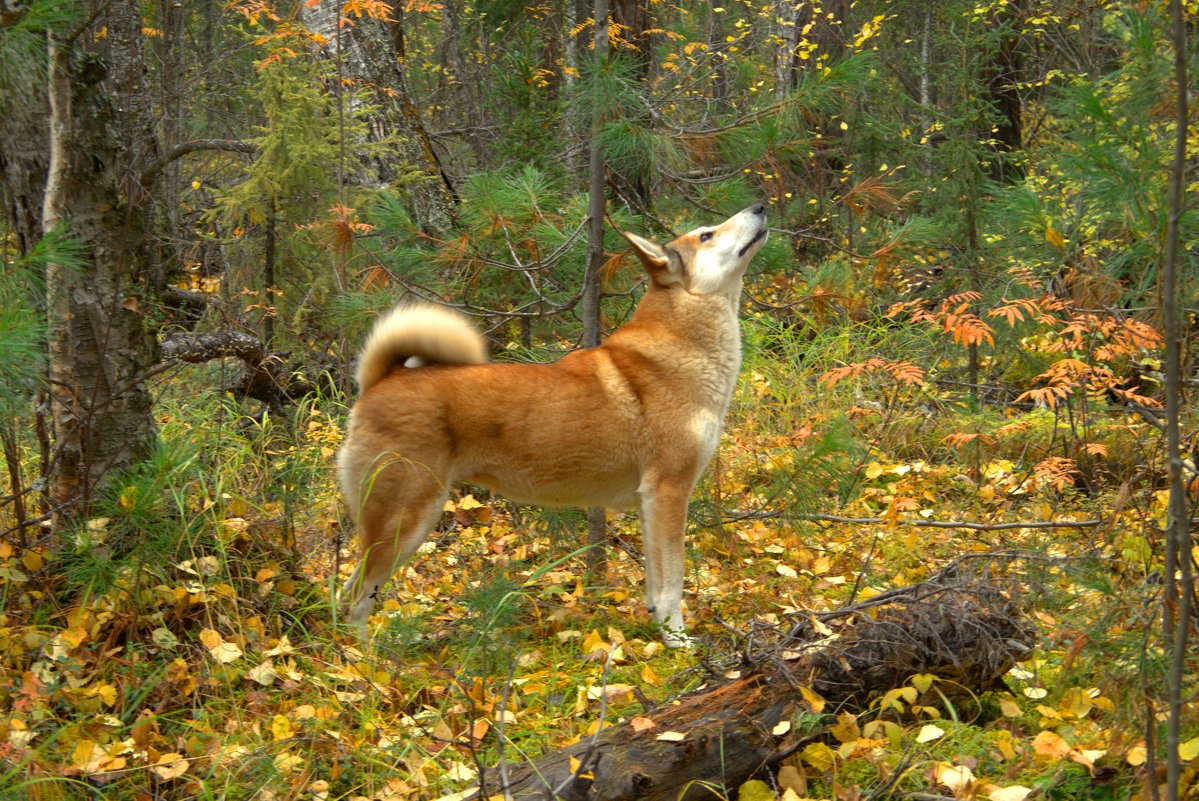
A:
[723,510,1103,532]
[159,330,316,409]
[476,571,1033,801]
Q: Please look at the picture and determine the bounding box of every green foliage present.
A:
[59,435,202,596]
[209,53,347,226]
[1028,8,1199,302]
[0,0,77,99]
[0,229,73,415]
[571,52,645,129]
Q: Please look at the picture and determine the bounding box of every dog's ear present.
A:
[623,232,685,287]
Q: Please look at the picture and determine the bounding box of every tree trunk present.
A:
[582,0,610,351]
[582,0,612,572]
[984,4,1024,183]
[302,3,457,238]
[12,1,163,520]
[1162,2,1192,797]
[475,573,1032,800]
[772,0,801,100]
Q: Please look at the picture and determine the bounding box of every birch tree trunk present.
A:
[21,0,161,519]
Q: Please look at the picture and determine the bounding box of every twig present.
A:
[547,647,616,798]
[864,744,917,801]
[721,510,1103,532]
[64,0,115,45]
[496,657,517,801]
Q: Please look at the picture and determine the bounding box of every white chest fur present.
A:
[689,303,742,466]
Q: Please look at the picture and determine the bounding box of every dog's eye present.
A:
[699,231,713,242]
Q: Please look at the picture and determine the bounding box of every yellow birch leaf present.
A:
[1178,736,1199,762]
[581,629,608,657]
[830,712,860,743]
[1061,687,1093,719]
[209,642,243,664]
[568,755,594,780]
[933,762,976,793]
[802,742,836,770]
[21,551,44,572]
[71,740,99,771]
[117,486,138,511]
[1032,730,1071,759]
[800,685,826,712]
[95,684,117,707]
[247,660,277,686]
[917,724,945,743]
[1071,748,1105,768]
[152,753,189,781]
[271,714,293,742]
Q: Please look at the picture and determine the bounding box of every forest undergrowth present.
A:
[2,1,1198,796]
[1,296,1194,801]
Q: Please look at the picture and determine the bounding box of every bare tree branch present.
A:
[717,509,1103,532]
[139,138,256,186]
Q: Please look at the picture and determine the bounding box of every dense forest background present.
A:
[1,0,1198,799]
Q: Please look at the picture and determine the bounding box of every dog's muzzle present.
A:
[738,226,768,258]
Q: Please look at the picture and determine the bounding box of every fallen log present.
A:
[477,569,1034,801]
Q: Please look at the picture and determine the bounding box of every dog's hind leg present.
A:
[638,476,693,648]
[341,477,448,638]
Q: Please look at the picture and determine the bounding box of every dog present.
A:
[337,204,768,646]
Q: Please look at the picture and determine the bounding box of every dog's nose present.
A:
[749,203,766,215]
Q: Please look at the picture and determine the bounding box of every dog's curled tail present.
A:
[356,304,488,391]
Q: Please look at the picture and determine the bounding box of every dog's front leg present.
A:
[639,477,693,648]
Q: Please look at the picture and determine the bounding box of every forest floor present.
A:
[0,347,1195,801]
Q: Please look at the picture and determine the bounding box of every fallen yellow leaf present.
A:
[152,753,189,781]
[987,784,1032,801]
[1032,730,1071,759]
[917,724,945,743]
[1179,736,1199,762]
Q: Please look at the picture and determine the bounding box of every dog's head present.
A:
[623,204,768,296]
